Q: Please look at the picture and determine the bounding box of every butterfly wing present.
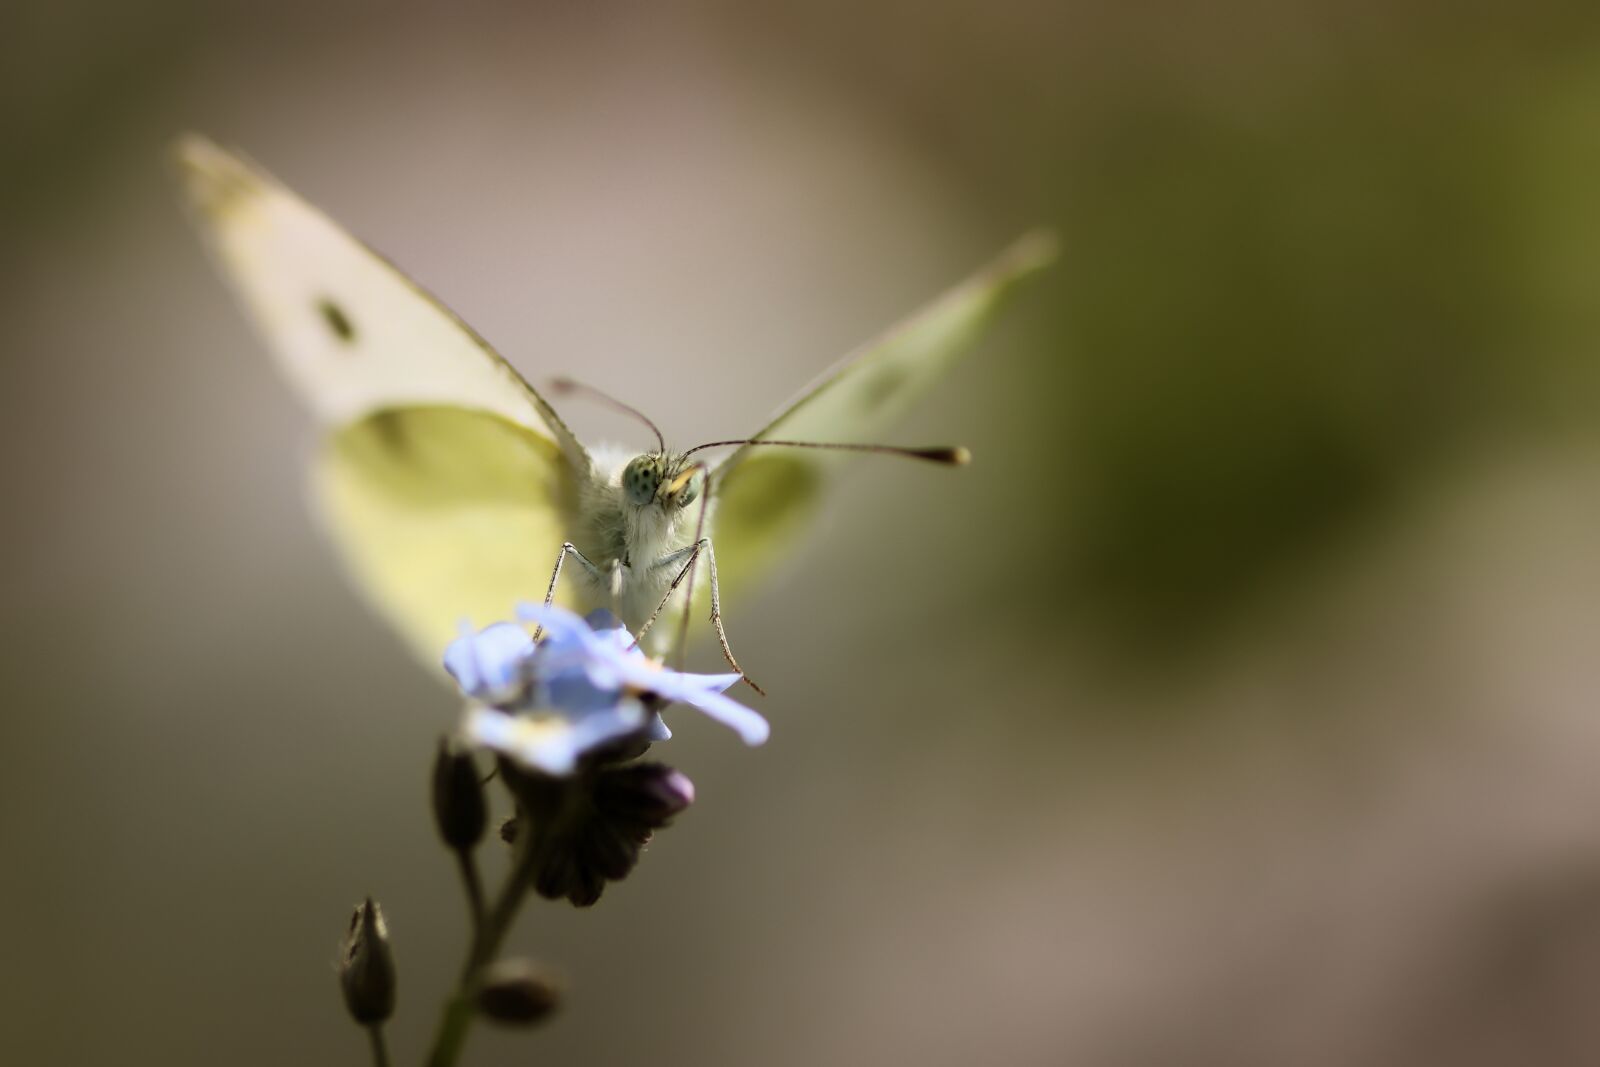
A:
[315,406,576,663]
[175,134,586,663]
[710,231,1057,592]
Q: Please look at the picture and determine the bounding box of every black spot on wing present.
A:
[856,363,909,414]
[368,409,411,455]
[316,297,357,344]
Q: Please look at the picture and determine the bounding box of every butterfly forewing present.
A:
[176,136,590,669]
[174,134,587,467]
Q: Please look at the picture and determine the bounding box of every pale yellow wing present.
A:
[711,231,1058,591]
[173,134,586,463]
[174,135,584,664]
[315,407,576,663]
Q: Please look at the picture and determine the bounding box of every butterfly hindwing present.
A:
[710,231,1058,592]
[315,406,577,663]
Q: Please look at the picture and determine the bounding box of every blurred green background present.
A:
[8,3,1600,1065]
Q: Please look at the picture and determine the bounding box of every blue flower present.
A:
[444,603,768,776]
[442,621,534,707]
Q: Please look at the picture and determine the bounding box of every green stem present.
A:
[425,993,478,1067]
[454,849,486,944]
[365,1024,390,1067]
[424,852,539,1067]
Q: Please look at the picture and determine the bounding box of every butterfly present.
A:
[174,134,1055,689]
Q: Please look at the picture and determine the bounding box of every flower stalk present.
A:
[358,604,764,1066]
[425,828,542,1067]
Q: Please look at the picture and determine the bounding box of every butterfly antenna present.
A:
[680,439,971,465]
[548,377,666,454]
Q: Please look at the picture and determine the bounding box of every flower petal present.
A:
[675,685,770,746]
[541,668,625,715]
[564,700,650,754]
[515,601,596,642]
[583,608,624,632]
[456,602,767,758]
[644,670,742,705]
[444,621,533,705]
[462,702,648,777]
[462,706,575,775]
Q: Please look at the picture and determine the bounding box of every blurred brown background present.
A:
[7,3,1600,1065]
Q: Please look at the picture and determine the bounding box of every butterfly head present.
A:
[622,454,700,510]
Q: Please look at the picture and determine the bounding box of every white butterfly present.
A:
[174,134,1055,688]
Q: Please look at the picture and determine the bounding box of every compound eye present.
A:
[622,456,661,505]
[674,473,699,508]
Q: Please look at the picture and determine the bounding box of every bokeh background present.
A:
[7,3,1600,1064]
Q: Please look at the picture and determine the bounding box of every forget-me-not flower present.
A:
[444,603,768,777]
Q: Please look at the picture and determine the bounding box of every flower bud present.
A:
[578,824,639,881]
[475,959,561,1025]
[339,898,396,1025]
[593,763,695,824]
[503,761,697,908]
[432,737,488,850]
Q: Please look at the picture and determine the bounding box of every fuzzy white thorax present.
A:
[567,441,712,639]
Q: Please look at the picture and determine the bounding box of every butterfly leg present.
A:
[679,460,762,694]
[630,542,703,648]
[631,538,764,695]
[532,542,602,641]
[692,536,764,695]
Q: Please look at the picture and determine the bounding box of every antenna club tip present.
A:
[913,446,971,466]
[1015,228,1062,268]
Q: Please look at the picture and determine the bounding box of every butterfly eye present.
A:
[673,471,699,508]
[622,456,661,505]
